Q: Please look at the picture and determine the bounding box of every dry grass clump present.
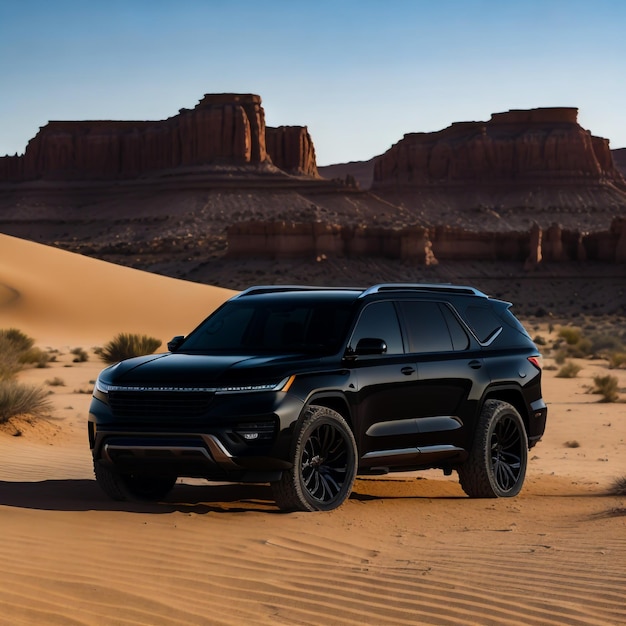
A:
[556,361,582,378]
[0,328,54,423]
[96,333,162,364]
[70,347,89,363]
[0,328,51,377]
[551,326,626,368]
[0,380,52,424]
[588,375,620,403]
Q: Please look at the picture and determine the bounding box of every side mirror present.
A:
[167,335,185,352]
[354,337,387,356]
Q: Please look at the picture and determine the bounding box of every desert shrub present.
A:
[71,347,89,363]
[0,328,34,353]
[588,332,625,355]
[533,335,547,346]
[608,352,626,369]
[609,476,626,496]
[45,377,65,387]
[554,350,567,365]
[564,440,580,448]
[559,326,582,345]
[589,375,620,403]
[96,333,162,364]
[0,329,39,380]
[554,326,595,358]
[19,346,51,368]
[0,381,52,423]
[556,361,581,378]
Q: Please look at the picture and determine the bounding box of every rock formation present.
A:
[226,218,626,265]
[373,108,626,189]
[0,94,319,182]
[265,126,318,177]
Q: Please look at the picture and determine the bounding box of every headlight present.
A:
[95,377,112,394]
[215,375,295,394]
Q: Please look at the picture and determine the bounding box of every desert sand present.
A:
[0,233,624,625]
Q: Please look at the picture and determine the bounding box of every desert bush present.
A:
[564,440,580,448]
[533,335,547,346]
[556,361,582,378]
[609,476,626,496]
[96,333,162,364]
[0,329,39,380]
[19,346,51,368]
[554,350,567,365]
[589,375,620,403]
[70,347,89,363]
[608,352,626,369]
[0,328,34,353]
[45,377,65,387]
[588,332,625,355]
[0,381,52,423]
[558,326,582,345]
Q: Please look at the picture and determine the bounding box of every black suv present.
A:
[89,284,547,511]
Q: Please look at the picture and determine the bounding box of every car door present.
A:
[396,300,491,451]
[347,300,422,461]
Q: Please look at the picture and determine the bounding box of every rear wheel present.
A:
[272,405,357,512]
[458,400,528,498]
[94,462,177,501]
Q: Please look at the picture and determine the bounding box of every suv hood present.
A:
[103,352,320,386]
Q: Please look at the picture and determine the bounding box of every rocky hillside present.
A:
[0,94,318,181]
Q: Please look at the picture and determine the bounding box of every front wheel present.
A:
[272,405,358,512]
[458,400,528,498]
[94,462,177,501]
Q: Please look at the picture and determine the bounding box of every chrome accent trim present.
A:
[102,434,242,469]
[362,447,419,460]
[362,444,464,460]
[479,326,503,347]
[98,380,288,394]
[235,285,361,298]
[99,383,218,393]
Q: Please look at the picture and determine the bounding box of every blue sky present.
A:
[1,0,625,165]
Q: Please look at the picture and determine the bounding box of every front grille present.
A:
[108,391,214,420]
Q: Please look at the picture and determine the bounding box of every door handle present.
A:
[401,366,416,375]
[468,360,482,369]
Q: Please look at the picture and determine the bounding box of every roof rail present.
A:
[234,285,362,298]
[359,283,488,298]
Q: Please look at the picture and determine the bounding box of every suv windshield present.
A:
[178,297,356,354]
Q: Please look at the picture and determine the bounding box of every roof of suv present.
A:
[235,284,490,300]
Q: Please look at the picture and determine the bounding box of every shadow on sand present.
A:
[0,479,284,514]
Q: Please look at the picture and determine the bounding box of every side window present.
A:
[399,301,459,353]
[349,301,404,354]
[464,305,502,343]
[441,305,470,350]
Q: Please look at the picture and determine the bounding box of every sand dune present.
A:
[0,235,624,625]
[0,233,234,346]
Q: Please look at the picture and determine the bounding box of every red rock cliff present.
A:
[373,108,625,188]
[265,126,318,177]
[0,94,314,182]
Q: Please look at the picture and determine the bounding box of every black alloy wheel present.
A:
[458,399,528,498]
[272,405,358,512]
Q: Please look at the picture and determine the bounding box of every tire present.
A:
[458,400,528,498]
[94,461,177,502]
[272,405,358,512]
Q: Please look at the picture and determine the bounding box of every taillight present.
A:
[528,356,543,370]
